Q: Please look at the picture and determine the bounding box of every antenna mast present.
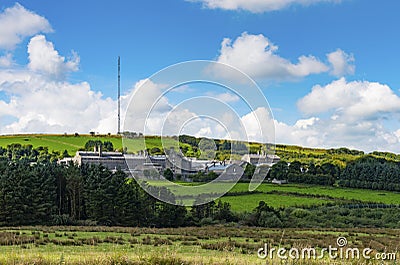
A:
[117,56,121,135]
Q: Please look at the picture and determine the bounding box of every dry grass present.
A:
[0,226,398,264]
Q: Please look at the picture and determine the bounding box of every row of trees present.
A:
[268,156,400,192]
[0,159,189,227]
[241,201,400,228]
[0,143,61,162]
[268,160,339,186]
[188,200,400,229]
[339,156,400,191]
[84,140,114,152]
[0,144,240,227]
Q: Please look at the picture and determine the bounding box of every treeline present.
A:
[339,156,400,191]
[0,144,238,227]
[0,143,62,162]
[0,160,188,227]
[190,200,400,229]
[268,160,339,186]
[83,140,114,152]
[246,201,400,228]
[268,155,400,191]
[178,135,251,160]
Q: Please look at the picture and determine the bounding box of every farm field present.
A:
[0,134,123,154]
[146,181,400,211]
[0,226,398,264]
[220,192,334,212]
[0,134,195,156]
[227,183,400,209]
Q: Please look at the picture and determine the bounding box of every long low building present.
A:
[58,146,280,180]
[58,147,200,177]
[74,151,127,170]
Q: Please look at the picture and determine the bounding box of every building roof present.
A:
[77,151,124,158]
[208,164,238,171]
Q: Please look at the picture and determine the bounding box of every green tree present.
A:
[163,168,174,181]
[269,161,288,180]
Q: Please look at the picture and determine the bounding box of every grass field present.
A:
[145,181,400,211]
[228,183,400,208]
[0,134,123,154]
[221,192,334,212]
[0,226,398,264]
[0,134,196,156]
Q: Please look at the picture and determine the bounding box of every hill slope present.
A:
[0,134,123,155]
[0,134,399,166]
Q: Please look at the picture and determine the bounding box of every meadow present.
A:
[225,183,400,210]
[146,181,400,211]
[220,192,334,212]
[0,134,123,154]
[0,134,196,157]
[0,226,398,264]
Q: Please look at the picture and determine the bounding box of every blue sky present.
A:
[1,0,400,152]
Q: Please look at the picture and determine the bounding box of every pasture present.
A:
[0,226,398,264]
[0,134,123,154]
[145,181,400,211]
[226,183,400,211]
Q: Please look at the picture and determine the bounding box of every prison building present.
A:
[73,146,128,172]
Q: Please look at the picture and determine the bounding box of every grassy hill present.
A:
[0,134,123,155]
[0,134,399,166]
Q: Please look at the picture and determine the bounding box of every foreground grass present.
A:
[0,226,398,265]
[1,245,257,265]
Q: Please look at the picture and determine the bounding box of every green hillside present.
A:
[0,134,399,166]
[0,134,123,154]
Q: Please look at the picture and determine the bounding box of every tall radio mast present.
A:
[117,56,121,135]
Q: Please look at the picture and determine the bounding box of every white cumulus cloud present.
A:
[189,0,342,13]
[0,3,52,50]
[0,68,116,134]
[327,49,355,76]
[240,107,275,143]
[0,35,116,134]
[28,35,80,80]
[206,92,240,103]
[297,78,400,119]
[286,78,400,152]
[0,53,13,67]
[274,117,400,153]
[215,32,329,80]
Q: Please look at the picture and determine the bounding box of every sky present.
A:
[0,0,400,152]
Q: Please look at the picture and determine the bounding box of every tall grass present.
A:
[0,226,398,265]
